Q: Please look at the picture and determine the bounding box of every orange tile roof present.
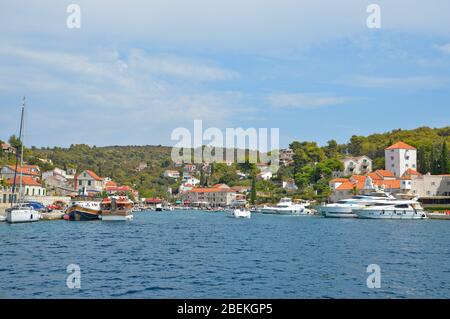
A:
[403,168,421,176]
[374,179,401,189]
[105,181,118,187]
[6,176,42,187]
[83,170,103,181]
[368,170,395,180]
[330,178,348,183]
[336,181,357,191]
[189,187,234,193]
[386,141,416,150]
[7,165,40,176]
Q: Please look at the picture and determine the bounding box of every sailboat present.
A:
[6,97,40,223]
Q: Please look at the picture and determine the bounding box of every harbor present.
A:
[0,209,448,299]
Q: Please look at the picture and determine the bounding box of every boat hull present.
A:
[355,209,427,220]
[102,214,133,221]
[426,212,450,220]
[67,206,100,221]
[324,212,357,218]
[6,209,40,223]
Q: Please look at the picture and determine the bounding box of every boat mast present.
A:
[10,97,25,207]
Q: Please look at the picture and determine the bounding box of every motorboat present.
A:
[227,208,251,219]
[260,198,312,215]
[318,191,396,218]
[353,200,428,219]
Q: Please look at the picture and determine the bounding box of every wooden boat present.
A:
[100,197,133,221]
[66,200,102,221]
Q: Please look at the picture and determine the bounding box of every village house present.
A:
[183,187,236,207]
[1,142,16,155]
[5,176,47,197]
[258,171,273,181]
[105,183,139,200]
[164,170,180,179]
[339,156,372,176]
[136,162,148,172]
[279,148,294,167]
[282,179,298,191]
[0,164,41,181]
[75,170,105,194]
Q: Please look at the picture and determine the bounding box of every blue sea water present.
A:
[0,211,449,299]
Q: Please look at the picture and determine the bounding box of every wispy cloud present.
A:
[0,45,246,145]
[434,43,450,54]
[340,75,450,89]
[267,93,351,109]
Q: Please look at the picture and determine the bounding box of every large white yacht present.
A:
[260,198,312,215]
[318,191,396,218]
[353,200,427,219]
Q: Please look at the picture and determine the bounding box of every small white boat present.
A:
[155,203,163,211]
[354,200,427,220]
[228,208,251,219]
[0,215,6,222]
[260,198,312,215]
[7,205,40,223]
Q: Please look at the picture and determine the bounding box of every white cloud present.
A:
[340,75,450,89]
[267,93,351,109]
[434,43,450,54]
[0,45,246,146]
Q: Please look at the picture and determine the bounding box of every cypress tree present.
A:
[250,174,257,205]
[440,141,449,174]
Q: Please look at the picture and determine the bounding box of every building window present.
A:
[88,181,92,186]
[391,156,394,160]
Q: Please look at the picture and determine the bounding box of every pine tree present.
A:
[431,146,440,175]
[440,141,449,174]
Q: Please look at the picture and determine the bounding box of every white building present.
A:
[410,174,450,197]
[75,170,105,194]
[164,170,180,179]
[340,156,372,176]
[385,141,417,178]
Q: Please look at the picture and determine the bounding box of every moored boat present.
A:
[354,200,427,220]
[66,200,102,221]
[100,197,133,221]
[260,198,312,215]
[318,191,396,218]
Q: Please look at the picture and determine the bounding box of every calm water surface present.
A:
[0,211,449,298]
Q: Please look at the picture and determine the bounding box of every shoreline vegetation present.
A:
[1,126,449,203]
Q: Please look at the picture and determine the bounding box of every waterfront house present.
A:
[385,141,417,177]
[105,184,139,200]
[75,170,105,194]
[183,187,236,207]
[5,176,47,197]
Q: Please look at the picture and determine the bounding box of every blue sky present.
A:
[0,0,449,148]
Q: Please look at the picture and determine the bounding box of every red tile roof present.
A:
[336,181,358,191]
[105,181,118,187]
[6,176,42,187]
[386,141,416,150]
[374,179,401,189]
[6,165,40,176]
[330,178,348,183]
[83,170,103,181]
[189,187,234,193]
[403,168,421,176]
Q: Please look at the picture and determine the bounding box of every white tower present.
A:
[385,141,417,177]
